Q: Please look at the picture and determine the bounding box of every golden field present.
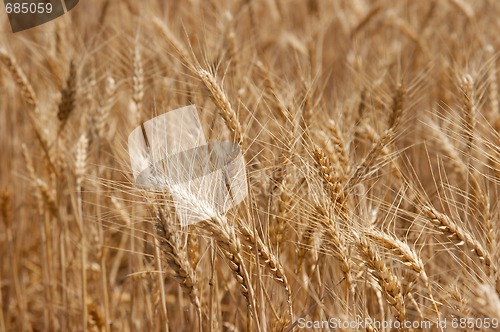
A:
[0,0,499,331]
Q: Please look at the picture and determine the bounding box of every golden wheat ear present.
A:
[155,208,202,311]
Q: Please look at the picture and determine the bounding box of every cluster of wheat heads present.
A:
[1,0,500,331]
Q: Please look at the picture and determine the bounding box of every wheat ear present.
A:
[314,205,354,294]
[327,120,350,176]
[75,134,89,188]
[423,205,496,278]
[355,232,406,325]
[131,44,144,126]
[198,69,244,150]
[366,229,442,325]
[312,146,347,219]
[461,74,475,154]
[201,215,256,316]
[0,49,38,113]
[269,147,292,247]
[346,83,405,189]
[96,76,117,140]
[155,208,202,312]
[237,220,294,320]
[57,60,77,128]
[161,179,256,317]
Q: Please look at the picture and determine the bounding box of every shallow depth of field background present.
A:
[0,1,499,331]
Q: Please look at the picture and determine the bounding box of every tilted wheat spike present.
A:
[423,205,496,278]
[366,229,441,325]
[155,207,202,312]
[355,232,406,325]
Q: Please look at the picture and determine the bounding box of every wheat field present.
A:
[0,0,499,331]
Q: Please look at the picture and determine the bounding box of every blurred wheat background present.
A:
[0,0,499,331]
